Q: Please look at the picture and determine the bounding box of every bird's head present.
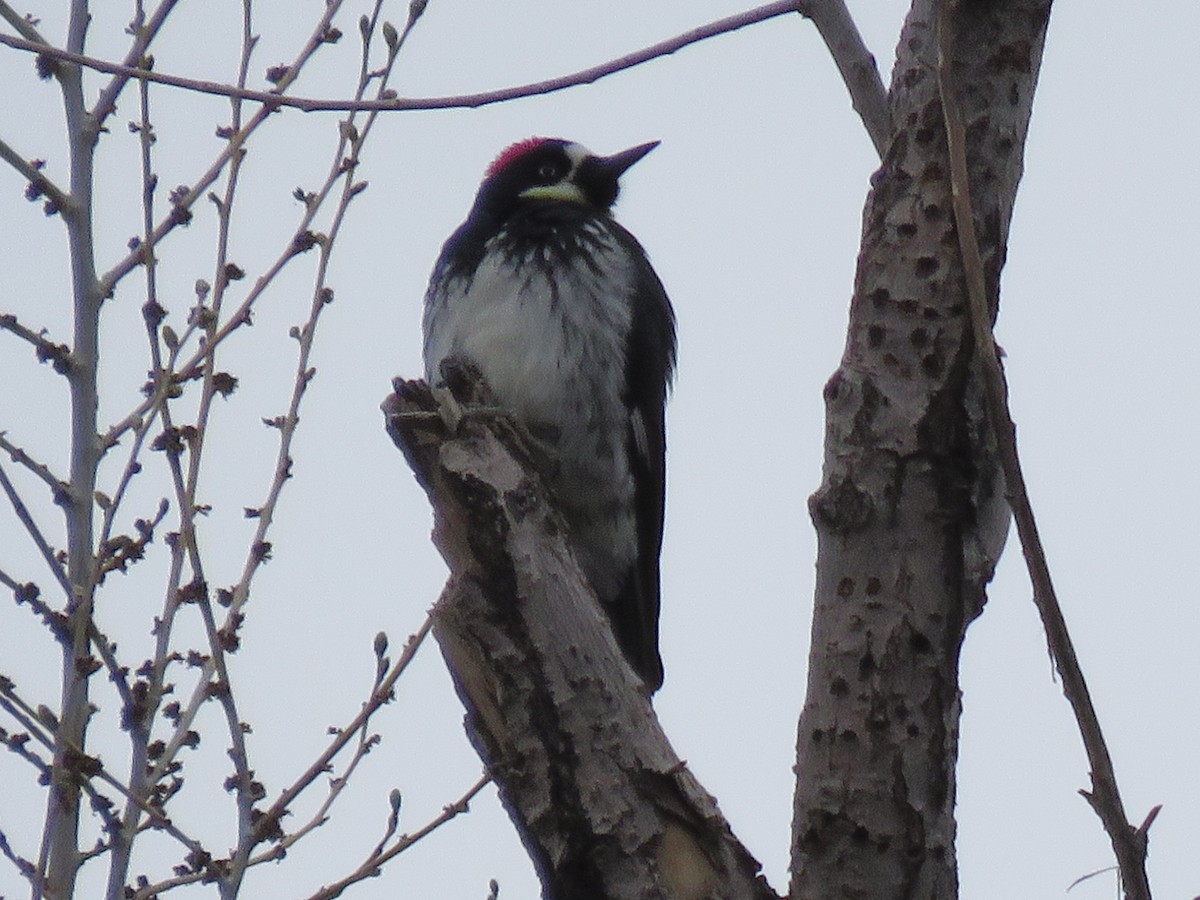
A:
[471,137,659,222]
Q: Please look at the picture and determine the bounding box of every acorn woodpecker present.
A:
[422,137,677,691]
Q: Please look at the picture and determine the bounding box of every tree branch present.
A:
[0,459,71,599]
[91,0,183,128]
[92,0,349,297]
[2,1,889,152]
[305,772,492,900]
[384,370,778,900]
[805,0,891,156]
[0,0,47,45]
[0,136,72,214]
[0,432,68,499]
[934,3,1154,897]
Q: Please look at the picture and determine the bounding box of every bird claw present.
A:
[430,382,466,431]
[443,399,560,478]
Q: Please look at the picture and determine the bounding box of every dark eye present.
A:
[537,162,560,183]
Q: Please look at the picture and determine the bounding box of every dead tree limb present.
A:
[384,368,777,900]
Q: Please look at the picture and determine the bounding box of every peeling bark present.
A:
[790,1,1052,897]
[385,370,777,900]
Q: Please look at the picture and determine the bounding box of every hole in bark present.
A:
[868,287,891,309]
[865,576,882,596]
[914,256,939,278]
[852,825,870,846]
[837,577,855,597]
[867,325,886,348]
[910,631,933,654]
[909,327,929,348]
[907,724,921,737]
[897,221,917,238]
[923,203,944,222]
[858,651,876,679]
[831,677,849,696]
[921,353,944,378]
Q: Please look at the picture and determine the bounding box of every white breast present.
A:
[422,223,642,597]
[424,225,635,441]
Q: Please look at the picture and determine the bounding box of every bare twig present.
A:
[127,619,434,900]
[0,432,68,499]
[0,684,57,753]
[0,136,72,214]
[258,634,397,857]
[305,773,493,900]
[0,312,72,372]
[0,0,47,43]
[0,679,205,862]
[0,459,71,598]
[934,4,1154,899]
[0,567,27,593]
[92,0,350,298]
[92,0,183,127]
[0,824,37,890]
[255,616,432,838]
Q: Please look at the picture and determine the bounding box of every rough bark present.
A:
[790,1,1052,897]
[384,368,777,900]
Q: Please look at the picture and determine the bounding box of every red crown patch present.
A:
[485,136,554,178]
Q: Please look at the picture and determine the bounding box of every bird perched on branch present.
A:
[422,137,677,691]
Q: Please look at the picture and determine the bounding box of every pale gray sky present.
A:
[1,1,1197,897]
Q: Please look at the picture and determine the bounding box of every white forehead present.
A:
[563,142,592,172]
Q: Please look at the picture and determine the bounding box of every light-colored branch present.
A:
[0,432,67,499]
[934,4,1154,898]
[0,0,47,45]
[0,566,26,593]
[0,135,72,213]
[91,0,182,127]
[0,680,205,862]
[0,311,72,372]
[40,0,104,890]
[0,459,71,598]
[135,0,392,813]
[805,0,891,156]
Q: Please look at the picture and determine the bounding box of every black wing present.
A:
[615,224,676,692]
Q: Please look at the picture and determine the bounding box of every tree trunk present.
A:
[789,1,1052,897]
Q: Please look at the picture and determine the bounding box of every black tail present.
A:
[608,568,663,693]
